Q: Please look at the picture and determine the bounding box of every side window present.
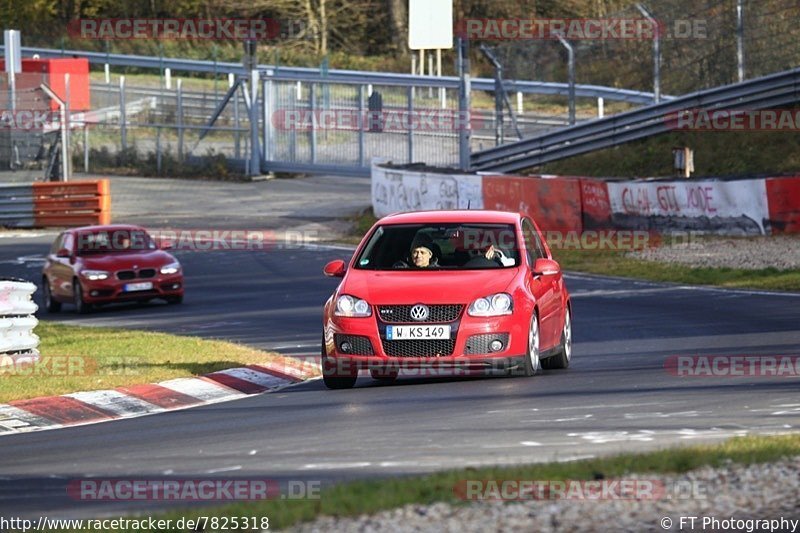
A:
[62,233,75,254]
[522,219,546,263]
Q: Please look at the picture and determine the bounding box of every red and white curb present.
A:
[0,360,320,436]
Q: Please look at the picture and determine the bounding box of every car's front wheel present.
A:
[543,307,572,370]
[522,312,541,377]
[321,333,357,389]
[73,278,91,315]
[42,278,61,313]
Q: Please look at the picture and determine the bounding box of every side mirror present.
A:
[323,259,346,278]
[533,258,561,277]
[56,248,71,258]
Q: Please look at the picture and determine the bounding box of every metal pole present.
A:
[233,78,241,159]
[358,84,365,167]
[177,78,184,162]
[310,83,317,164]
[119,75,127,152]
[83,125,89,173]
[63,73,71,181]
[156,126,161,174]
[736,0,745,82]
[261,77,270,163]
[250,69,260,176]
[557,36,576,125]
[407,85,414,163]
[457,37,471,171]
[636,4,660,103]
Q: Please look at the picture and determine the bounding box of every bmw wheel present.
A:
[43,278,61,313]
[73,278,91,315]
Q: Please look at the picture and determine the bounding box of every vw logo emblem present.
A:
[410,304,429,321]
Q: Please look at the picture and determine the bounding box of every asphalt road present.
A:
[1,235,799,519]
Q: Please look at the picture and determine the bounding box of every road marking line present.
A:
[157,377,245,403]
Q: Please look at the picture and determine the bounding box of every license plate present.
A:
[386,325,450,340]
[123,282,153,292]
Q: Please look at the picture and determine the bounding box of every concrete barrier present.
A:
[0,279,40,366]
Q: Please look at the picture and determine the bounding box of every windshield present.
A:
[355,223,520,270]
[76,229,157,255]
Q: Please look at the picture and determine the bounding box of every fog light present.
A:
[90,290,99,297]
[490,339,504,352]
[340,342,352,353]
[172,283,181,289]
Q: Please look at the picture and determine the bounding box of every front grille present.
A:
[377,304,463,324]
[334,334,374,355]
[465,333,510,355]
[381,339,456,357]
[116,269,156,280]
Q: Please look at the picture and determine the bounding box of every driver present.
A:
[394,235,440,268]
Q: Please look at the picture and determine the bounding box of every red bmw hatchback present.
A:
[321,210,572,389]
[42,225,184,314]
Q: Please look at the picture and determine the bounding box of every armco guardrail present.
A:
[472,66,800,173]
[0,179,110,228]
[0,279,40,365]
[11,46,667,105]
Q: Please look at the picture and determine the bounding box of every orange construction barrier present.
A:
[32,179,111,227]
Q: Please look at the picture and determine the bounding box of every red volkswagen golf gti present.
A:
[321,210,572,389]
[42,225,184,313]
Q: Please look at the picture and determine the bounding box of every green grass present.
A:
[86,433,800,532]
[345,210,800,291]
[0,321,311,403]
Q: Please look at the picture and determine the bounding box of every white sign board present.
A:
[408,0,453,50]
[606,179,769,233]
[372,163,483,217]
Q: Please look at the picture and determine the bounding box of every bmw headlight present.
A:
[468,292,513,317]
[81,270,109,281]
[160,261,181,275]
[335,295,372,317]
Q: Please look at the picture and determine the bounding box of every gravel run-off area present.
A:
[628,235,800,271]
[289,457,800,532]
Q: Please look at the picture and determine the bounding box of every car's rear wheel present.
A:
[543,307,572,370]
[42,278,61,313]
[321,333,357,389]
[522,312,540,377]
[370,369,399,382]
[73,278,91,314]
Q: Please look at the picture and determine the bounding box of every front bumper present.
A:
[324,311,527,376]
[79,275,184,303]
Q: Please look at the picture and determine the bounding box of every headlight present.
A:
[81,270,109,281]
[160,262,181,275]
[468,292,513,317]
[335,295,372,317]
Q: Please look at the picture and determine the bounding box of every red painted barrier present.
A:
[32,179,111,227]
[579,179,612,229]
[482,175,583,232]
[765,176,800,234]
